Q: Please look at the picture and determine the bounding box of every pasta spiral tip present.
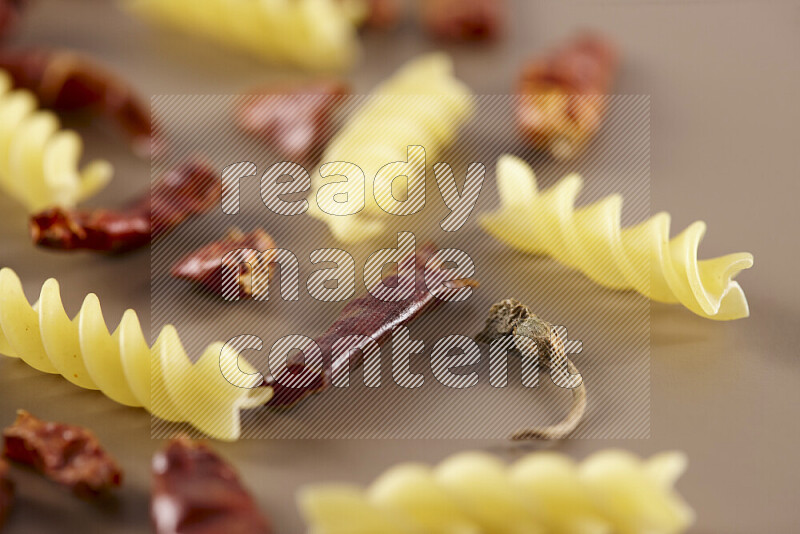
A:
[300,449,694,534]
[480,155,754,320]
[0,268,272,441]
[124,0,361,71]
[0,70,113,212]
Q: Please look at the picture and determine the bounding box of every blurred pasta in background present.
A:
[124,0,363,71]
[301,449,694,534]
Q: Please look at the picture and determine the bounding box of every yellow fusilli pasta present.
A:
[480,156,754,320]
[311,53,475,242]
[300,449,694,534]
[0,71,112,213]
[0,268,272,441]
[124,0,361,71]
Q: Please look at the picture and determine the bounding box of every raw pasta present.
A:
[480,156,754,320]
[124,0,361,71]
[0,70,112,213]
[300,449,694,534]
[0,268,272,441]
[311,53,475,242]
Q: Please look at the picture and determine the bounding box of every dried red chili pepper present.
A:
[361,0,405,30]
[420,0,505,41]
[515,33,619,160]
[151,438,271,534]
[30,158,218,253]
[170,227,276,299]
[235,79,349,163]
[0,0,26,41]
[263,244,479,407]
[0,48,155,157]
[2,410,123,498]
[0,458,12,528]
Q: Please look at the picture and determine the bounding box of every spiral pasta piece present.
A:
[311,53,475,242]
[300,449,694,534]
[479,156,754,320]
[124,0,361,71]
[0,268,272,441]
[0,71,112,213]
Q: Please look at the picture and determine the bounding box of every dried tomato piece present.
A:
[515,33,619,159]
[2,411,122,498]
[30,158,218,253]
[235,79,349,162]
[0,48,155,157]
[0,459,12,528]
[420,0,505,41]
[170,228,277,299]
[264,244,479,407]
[151,439,271,534]
[0,0,26,41]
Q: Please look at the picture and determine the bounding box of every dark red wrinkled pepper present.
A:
[151,439,271,534]
[170,228,276,299]
[30,158,218,253]
[0,458,12,528]
[263,244,479,407]
[236,79,349,163]
[516,33,619,159]
[0,48,155,157]
[2,411,122,498]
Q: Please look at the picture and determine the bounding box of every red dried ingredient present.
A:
[361,0,405,30]
[0,459,12,528]
[30,158,218,253]
[0,48,155,157]
[2,411,122,498]
[171,228,276,299]
[151,439,271,534]
[263,244,479,407]
[235,79,349,162]
[515,33,619,159]
[420,0,505,41]
[0,0,26,41]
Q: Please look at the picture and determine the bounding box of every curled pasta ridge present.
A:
[125,0,361,71]
[311,53,475,242]
[479,155,753,320]
[0,268,271,441]
[0,70,112,213]
[300,449,694,534]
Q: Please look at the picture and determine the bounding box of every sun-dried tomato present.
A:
[2,411,122,498]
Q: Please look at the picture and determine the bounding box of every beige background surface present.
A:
[1,0,799,531]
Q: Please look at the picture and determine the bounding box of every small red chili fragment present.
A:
[0,458,12,528]
[170,228,277,299]
[151,438,271,534]
[0,0,26,41]
[0,48,155,157]
[263,243,479,408]
[515,33,619,160]
[420,0,505,41]
[235,79,349,163]
[2,410,123,498]
[30,158,218,253]
[361,0,406,30]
